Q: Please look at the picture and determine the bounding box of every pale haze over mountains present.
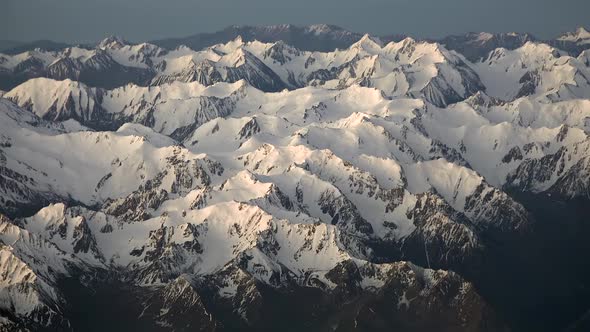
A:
[1,0,590,43]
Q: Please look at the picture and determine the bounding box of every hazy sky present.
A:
[2,0,589,43]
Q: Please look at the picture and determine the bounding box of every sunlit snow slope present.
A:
[1,31,590,331]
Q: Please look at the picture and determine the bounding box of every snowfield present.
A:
[1,28,590,331]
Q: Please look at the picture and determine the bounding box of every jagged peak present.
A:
[558,26,590,42]
[130,42,167,56]
[351,34,383,52]
[262,24,295,31]
[520,40,555,51]
[98,35,127,49]
[268,39,296,50]
[34,202,68,220]
[305,24,348,35]
[471,32,495,42]
[383,37,457,65]
[8,77,92,92]
[399,36,418,45]
[233,35,244,44]
[461,31,532,41]
[219,47,251,67]
[519,41,564,59]
[173,44,195,52]
[383,36,418,53]
[486,41,562,62]
[226,35,245,48]
[575,26,590,36]
[211,35,248,56]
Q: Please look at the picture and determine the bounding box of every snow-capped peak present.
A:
[1,26,590,332]
[351,34,383,52]
[393,36,417,48]
[217,35,245,53]
[474,32,495,42]
[305,24,344,35]
[558,26,590,43]
[98,35,128,49]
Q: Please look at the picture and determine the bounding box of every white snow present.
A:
[1,32,590,315]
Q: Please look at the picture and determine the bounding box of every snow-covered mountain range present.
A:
[1,27,590,331]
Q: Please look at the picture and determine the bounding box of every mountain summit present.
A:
[1,26,590,332]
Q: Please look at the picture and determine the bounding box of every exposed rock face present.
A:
[141,276,217,331]
[1,28,590,332]
[2,35,487,107]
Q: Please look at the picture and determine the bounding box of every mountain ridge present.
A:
[1,26,590,331]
